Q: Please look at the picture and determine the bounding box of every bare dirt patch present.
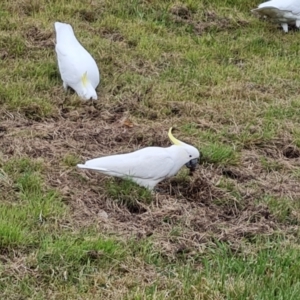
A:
[1,105,298,257]
[169,5,248,35]
[23,25,54,49]
[283,145,300,159]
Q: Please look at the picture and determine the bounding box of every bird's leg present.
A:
[63,81,68,91]
[281,23,288,33]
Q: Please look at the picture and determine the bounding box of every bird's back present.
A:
[78,146,180,180]
[55,22,77,45]
[54,22,100,92]
[257,0,300,13]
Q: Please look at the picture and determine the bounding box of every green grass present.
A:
[1,0,300,298]
[62,153,81,167]
[259,195,300,224]
[201,240,300,300]
[106,177,153,212]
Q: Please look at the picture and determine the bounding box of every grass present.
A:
[1,0,300,298]
[201,239,300,300]
[105,177,153,212]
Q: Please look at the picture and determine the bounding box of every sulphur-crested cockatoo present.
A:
[252,0,300,32]
[77,128,200,190]
[54,22,100,100]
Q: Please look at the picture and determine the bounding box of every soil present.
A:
[1,101,299,257]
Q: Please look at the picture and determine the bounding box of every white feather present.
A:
[54,22,100,100]
[252,0,300,32]
[77,144,200,190]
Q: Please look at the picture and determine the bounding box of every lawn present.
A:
[1,0,300,299]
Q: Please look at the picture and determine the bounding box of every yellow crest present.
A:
[168,127,184,146]
[81,71,89,87]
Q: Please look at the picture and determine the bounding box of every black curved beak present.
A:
[185,158,199,171]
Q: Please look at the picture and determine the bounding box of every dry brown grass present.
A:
[1,104,298,249]
[2,0,300,298]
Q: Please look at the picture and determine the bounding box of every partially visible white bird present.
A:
[252,0,300,32]
[77,128,200,190]
[54,22,100,100]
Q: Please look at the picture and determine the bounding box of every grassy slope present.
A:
[1,0,300,299]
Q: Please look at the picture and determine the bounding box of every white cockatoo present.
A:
[54,22,100,100]
[252,0,300,32]
[77,128,200,190]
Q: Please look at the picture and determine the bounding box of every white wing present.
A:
[78,147,178,181]
[257,0,300,15]
[54,22,100,89]
[55,44,81,86]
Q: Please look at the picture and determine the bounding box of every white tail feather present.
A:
[77,164,107,171]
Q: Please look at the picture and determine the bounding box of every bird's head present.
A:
[80,71,97,100]
[168,127,200,172]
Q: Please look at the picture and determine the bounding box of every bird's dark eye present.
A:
[189,155,192,158]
